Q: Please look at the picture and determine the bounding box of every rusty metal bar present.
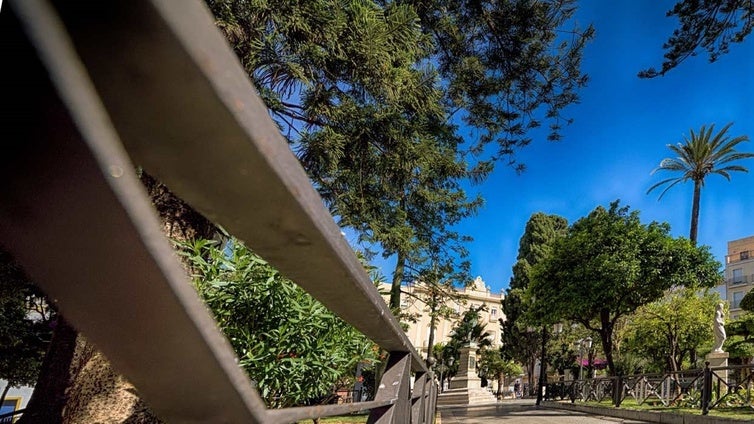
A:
[1,1,268,422]
[428,380,437,423]
[266,399,393,424]
[46,0,426,373]
[411,373,428,424]
[368,352,412,423]
[3,0,436,421]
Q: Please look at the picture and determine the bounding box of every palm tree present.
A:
[648,122,753,243]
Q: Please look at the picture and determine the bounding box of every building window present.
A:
[490,308,498,317]
[1,398,21,418]
[742,251,750,261]
[732,268,744,284]
[732,291,744,309]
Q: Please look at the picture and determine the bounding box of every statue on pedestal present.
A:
[712,302,726,353]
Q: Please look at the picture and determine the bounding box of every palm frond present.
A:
[647,177,684,199]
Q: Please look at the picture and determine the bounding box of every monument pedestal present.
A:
[706,351,729,387]
[438,343,496,406]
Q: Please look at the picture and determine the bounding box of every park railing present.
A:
[545,362,754,415]
[0,1,436,423]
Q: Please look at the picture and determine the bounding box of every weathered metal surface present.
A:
[267,399,394,424]
[368,352,412,423]
[47,0,425,371]
[3,0,436,421]
[411,373,428,424]
[2,2,267,422]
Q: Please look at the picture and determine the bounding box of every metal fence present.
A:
[0,0,436,422]
[546,362,754,415]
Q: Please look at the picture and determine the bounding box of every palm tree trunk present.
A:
[689,180,701,244]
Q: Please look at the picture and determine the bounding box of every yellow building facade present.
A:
[725,235,754,320]
[381,276,505,357]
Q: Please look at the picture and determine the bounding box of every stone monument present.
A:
[437,341,496,406]
[706,302,728,384]
[449,342,481,390]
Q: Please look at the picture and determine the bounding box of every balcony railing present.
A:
[1,1,436,422]
[726,274,754,285]
[726,250,754,264]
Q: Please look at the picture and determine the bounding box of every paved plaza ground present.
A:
[438,399,651,423]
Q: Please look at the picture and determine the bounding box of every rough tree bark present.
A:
[19,172,215,423]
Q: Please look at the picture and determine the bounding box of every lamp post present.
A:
[576,336,592,400]
[584,336,592,378]
[427,355,437,394]
[536,325,548,406]
[576,339,583,381]
[438,356,454,393]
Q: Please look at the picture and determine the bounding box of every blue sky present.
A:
[353,2,754,294]
[463,1,754,293]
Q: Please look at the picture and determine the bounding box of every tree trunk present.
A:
[389,250,406,310]
[376,250,408,396]
[497,373,503,399]
[425,290,438,365]
[668,333,679,372]
[17,316,77,424]
[528,355,536,396]
[536,326,548,405]
[689,180,701,244]
[0,383,10,414]
[20,172,213,423]
[599,311,615,376]
[62,340,161,423]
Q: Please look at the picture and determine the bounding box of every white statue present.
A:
[712,302,726,353]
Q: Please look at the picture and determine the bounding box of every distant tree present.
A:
[647,123,753,244]
[0,250,53,409]
[740,290,754,312]
[726,298,754,361]
[431,343,458,389]
[478,349,522,399]
[640,0,754,78]
[209,0,595,313]
[546,324,582,379]
[181,238,378,408]
[527,201,722,375]
[501,213,567,388]
[624,288,718,372]
[408,267,467,366]
[446,306,493,365]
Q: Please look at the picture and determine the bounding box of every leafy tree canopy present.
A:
[501,213,566,364]
[640,0,754,78]
[740,290,754,312]
[624,288,718,373]
[0,249,53,390]
[207,0,594,312]
[478,349,522,397]
[527,200,721,375]
[180,238,377,408]
[445,306,493,362]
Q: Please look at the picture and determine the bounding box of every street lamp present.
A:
[575,336,593,380]
[584,336,592,378]
[438,356,454,392]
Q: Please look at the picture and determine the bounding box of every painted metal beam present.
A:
[1,1,268,422]
[48,0,425,371]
